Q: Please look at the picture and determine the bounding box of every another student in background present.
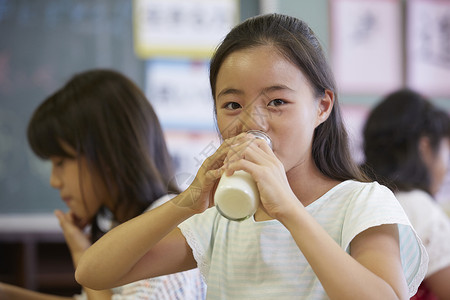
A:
[76,14,427,299]
[0,69,206,300]
[362,89,450,300]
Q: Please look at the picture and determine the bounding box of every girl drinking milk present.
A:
[76,14,427,299]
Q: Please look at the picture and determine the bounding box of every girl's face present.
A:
[215,45,332,173]
[426,137,450,195]
[49,143,110,227]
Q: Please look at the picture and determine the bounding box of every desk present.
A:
[0,214,81,296]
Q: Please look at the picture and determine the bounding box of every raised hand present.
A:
[221,133,299,220]
[54,209,91,268]
[172,133,251,213]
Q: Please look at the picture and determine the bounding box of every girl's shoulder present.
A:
[308,180,407,232]
[333,179,392,193]
[317,180,396,206]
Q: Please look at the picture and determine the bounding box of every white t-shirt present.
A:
[396,189,450,277]
[179,180,428,300]
[75,195,206,300]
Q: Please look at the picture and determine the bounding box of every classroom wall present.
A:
[0,0,449,214]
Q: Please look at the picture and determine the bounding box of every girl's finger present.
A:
[200,133,248,172]
[224,138,274,168]
[54,209,65,224]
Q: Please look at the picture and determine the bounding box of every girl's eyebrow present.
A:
[217,84,293,99]
[260,84,294,94]
[217,88,243,99]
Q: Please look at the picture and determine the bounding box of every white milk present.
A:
[214,130,272,221]
[214,170,259,221]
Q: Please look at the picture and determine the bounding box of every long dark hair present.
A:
[362,89,450,194]
[27,69,178,241]
[209,13,366,181]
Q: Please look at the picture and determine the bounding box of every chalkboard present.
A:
[0,0,145,213]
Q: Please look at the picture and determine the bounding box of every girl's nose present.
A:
[49,166,62,189]
[241,104,269,132]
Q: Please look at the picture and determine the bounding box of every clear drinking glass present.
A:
[214,130,272,221]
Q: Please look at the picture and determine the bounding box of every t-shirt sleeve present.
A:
[111,270,206,300]
[341,182,428,297]
[178,207,219,284]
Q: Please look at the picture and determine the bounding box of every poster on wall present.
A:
[164,130,220,190]
[145,59,215,131]
[133,0,239,59]
[406,0,450,97]
[330,0,402,94]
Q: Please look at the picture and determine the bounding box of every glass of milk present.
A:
[214,130,272,221]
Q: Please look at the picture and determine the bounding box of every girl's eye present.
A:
[268,99,286,107]
[224,102,242,110]
[51,158,65,167]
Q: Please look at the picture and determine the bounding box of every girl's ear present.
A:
[418,136,432,165]
[315,89,334,128]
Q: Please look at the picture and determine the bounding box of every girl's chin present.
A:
[71,212,91,229]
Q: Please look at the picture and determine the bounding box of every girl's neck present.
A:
[287,161,341,207]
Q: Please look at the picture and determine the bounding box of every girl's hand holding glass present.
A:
[174,133,248,213]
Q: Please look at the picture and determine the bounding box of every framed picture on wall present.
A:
[145,58,215,131]
[164,130,220,190]
[406,0,450,97]
[330,0,403,95]
[133,0,239,59]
